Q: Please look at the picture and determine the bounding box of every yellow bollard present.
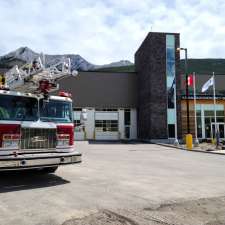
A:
[186,134,193,150]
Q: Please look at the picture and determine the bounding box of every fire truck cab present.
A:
[0,89,81,172]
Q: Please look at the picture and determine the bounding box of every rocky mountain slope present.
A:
[0,47,133,71]
[1,47,225,75]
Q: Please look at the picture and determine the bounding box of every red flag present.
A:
[188,74,193,86]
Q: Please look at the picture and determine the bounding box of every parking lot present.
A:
[1,142,225,225]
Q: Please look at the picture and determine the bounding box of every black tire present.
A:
[41,166,58,174]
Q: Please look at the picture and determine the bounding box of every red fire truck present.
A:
[0,59,82,172]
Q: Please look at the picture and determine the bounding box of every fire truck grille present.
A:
[21,128,57,150]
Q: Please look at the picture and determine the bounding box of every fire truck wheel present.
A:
[41,166,58,174]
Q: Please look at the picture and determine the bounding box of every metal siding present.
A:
[55,72,137,108]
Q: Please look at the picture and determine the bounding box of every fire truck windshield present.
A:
[0,94,38,121]
[39,99,72,123]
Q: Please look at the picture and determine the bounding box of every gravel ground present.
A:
[62,196,225,225]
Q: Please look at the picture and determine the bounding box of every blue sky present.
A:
[0,0,225,64]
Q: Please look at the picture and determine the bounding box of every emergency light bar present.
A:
[58,91,72,98]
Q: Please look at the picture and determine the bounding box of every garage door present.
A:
[95,112,119,140]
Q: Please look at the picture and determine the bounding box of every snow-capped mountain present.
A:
[0,47,133,71]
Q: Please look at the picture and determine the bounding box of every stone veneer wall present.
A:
[135,32,181,140]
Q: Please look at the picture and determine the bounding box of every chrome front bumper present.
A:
[0,152,82,171]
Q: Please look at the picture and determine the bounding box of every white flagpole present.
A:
[193,72,199,146]
[213,72,217,140]
[213,72,219,147]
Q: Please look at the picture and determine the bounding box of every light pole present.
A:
[177,47,192,149]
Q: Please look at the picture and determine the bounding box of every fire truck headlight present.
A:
[57,140,69,147]
[3,134,20,149]
[3,140,20,148]
[57,134,70,147]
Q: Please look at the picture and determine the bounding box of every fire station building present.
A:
[57,71,137,140]
[181,74,225,140]
[57,32,225,141]
[56,32,181,141]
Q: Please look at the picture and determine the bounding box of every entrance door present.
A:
[211,123,225,139]
[125,126,130,139]
[124,109,131,139]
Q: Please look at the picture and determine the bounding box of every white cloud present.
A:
[0,0,224,64]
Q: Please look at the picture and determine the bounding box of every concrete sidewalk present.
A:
[154,142,225,155]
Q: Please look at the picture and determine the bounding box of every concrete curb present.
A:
[154,143,225,156]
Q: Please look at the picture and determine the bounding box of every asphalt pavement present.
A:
[1,142,225,225]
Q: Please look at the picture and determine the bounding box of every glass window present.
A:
[167,62,175,78]
[204,110,224,117]
[167,85,175,109]
[74,120,81,126]
[197,117,202,138]
[125,109,131,126]
[74,108,82,111]
[166,35,175,47]
[95,109,118,111]
[202,104,224,111]
[166,34,176,135]
[217,117,224,122]
[166,35,175,111]
[205,111,214,117]
[125,126,130,139]
[166,48,175,62]
[196,104,225,139]
[217,111,224,117]
[167,109,176,124]
[167,76,174,89]
[0,94,38,121]
[74,120,84,132]
[40,99,72,123]
[95,120,118,132]
[74,111,81,120]
[205,118,211,138]
[168,124,175,138]
[196,110,201,117]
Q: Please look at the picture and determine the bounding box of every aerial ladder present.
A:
[3,55,78,94]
